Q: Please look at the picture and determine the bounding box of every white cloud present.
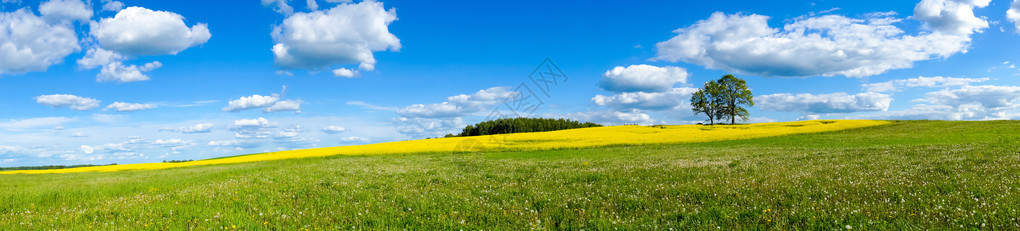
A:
[1009,0,1020,34]
[392,117,464,138]
[0,9,79,75]
[306,0,318,11]
[340,136,370,143]
[0,145,23,154]
[758,92,893,114]
[233,117,276,128]
[915,85,1020,108]
[103,102,156,112]
[565,110,655,125]
[599,65,688,93]
[223,94,279,112]
[332,67,358,78]
[0,117,73,130]
[101,0,124,12]
[397,87,514,118]
[655,0,988,78]
[77,47,123,69]
[913,0,990,35]
[263,100,302,113]
[321,125,346,134]
[91,6,211,56]
[852,104,1008,120]
[272,1,400,72]
[181,123,214,133]
[79,145,94,154]
[71,132,87,137]
[35,94,101,110]
[862,76,989,92]
[592,87,698,110]
[97,61,162,83]
[262,0,294,15]
[39,0,92,23]
[231,118,278,139]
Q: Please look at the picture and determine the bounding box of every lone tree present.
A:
[690,74,754,125]
[690,81,721,125]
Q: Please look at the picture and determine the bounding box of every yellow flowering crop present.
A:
[0,120,888,174]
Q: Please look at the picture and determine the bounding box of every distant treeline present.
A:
[0,163,116,171]
[162,160,194,163]
[448,118,602,137]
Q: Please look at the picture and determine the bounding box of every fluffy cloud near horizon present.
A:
[862,76,989,92]
[0,9,80,75]
[35,94,101,111]
[592,87,698,111]
[271,0,400,72]
[599,65,688,93]
[564,110,656,125]
[915,85,1020,109]
[1009,0,1020,34]
[655,0,989,77]
[397,87,514,118]
[391,87,516,138]
[758,92,893,114]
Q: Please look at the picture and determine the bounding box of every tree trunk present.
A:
[730,99,736,125]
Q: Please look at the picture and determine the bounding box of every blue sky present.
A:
[1,0,1019,166]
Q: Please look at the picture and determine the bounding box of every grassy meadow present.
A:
[1,120,1019,229]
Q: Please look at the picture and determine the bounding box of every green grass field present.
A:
[2,120,1018,229]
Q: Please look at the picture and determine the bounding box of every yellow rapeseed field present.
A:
[0,120,888,174]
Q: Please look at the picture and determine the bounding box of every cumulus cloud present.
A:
[599,65,688,93]
[103,102,156,112]
[565,110,655,125]
[35,94,100,110]
[223,93,302,113]
[97,61,162,83]
[1009,0,1020,34]
[332,68,358,78]
[306,0,318,11]
[862,76,989,92]
[392,117,464,138]
[913,0,990,35]
[592,87,698,110]
[340,136,370,143]
[852,104,1008,120]
[0,9,79,75]
[91,7,211,56]
[182,123,214,133]
[233,117,276,128]
[223,94,279,112]
[655,0,989,77]
[321,125,346,134]
[231,118,279,139]
[39,0,92,23]
[100,0,124,12]
[758,92,893,114]
[263,100,302,113]
[397,87,514,118]
[272,0,400,72]
[262,0,294,15]
[915,85,1020,108]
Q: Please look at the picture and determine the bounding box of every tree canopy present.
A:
[690,74,754,125]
